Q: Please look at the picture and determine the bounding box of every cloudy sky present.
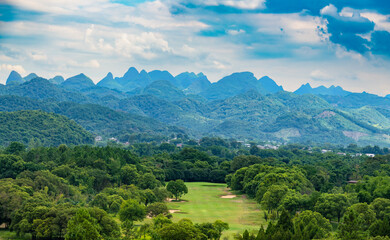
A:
[0,0,389,94]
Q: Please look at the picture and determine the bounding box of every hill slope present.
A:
[0,110,94,146]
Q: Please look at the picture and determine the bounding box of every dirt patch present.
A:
[343,131,368,141]
[220,195,237,199]
[169,209,181,214]
[316,111,336,118]
[167,198,187,203]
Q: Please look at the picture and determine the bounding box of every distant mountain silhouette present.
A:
[6,71,24,85]
[62,73,95,90]
[295,83,351,96]
[24,73,38,81]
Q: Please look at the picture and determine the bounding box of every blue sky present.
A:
[0,0,389,94]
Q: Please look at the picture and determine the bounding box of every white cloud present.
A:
[310,69,332,82]
[192,0,265,9]
[29,52,48,61]
[213,60,226,69]
[228,29,245,35]
[1,0,390,95]
[114,32,171,59]
[320,4,338,17]
[4,0,109,15]
[0,64,26,75]
[67,59,100,68]
[123,1,207,30]
[221,0,265,9]
[361,12,390,32]
[253,13,324,45]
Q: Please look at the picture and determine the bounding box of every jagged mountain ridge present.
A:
[1,68,390,146]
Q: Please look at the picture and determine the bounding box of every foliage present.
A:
[166,180,188,200]
[0,110,94,146]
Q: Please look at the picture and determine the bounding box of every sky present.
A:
[0,0,389,95]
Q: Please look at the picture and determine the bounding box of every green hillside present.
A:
[0,110,94,146]
[0,96,185,141]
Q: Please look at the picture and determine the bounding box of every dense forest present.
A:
[1,139,390,239]
[0,110,94,146]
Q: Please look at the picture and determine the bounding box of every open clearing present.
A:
[167,182,265,239]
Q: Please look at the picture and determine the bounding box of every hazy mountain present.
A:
[129,80,186,101]
[24,73,38,81]
[175,72,210,90]
[321,92,390,109]
[149,70,175,85]
[258,76,284,94]
[185,77,212,94]
[122,69,152,91]
[200,72,262,100]
[49,75,64,84]
[98,67,153,92]
[62,73,95,90]
[295,83,351,96]
[97,72,120,89]
[6,71,24,85]
[3,67,390,146]
[2,77,88,103]
[0,95,185,140]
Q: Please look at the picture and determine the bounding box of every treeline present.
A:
[0,142,234,239]
[228,150,390,239]
[1,140,390,239]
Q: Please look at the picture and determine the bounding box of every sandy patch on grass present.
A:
[220,195,237,199]
[169,209,181,213]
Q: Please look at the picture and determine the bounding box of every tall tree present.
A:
[166,180,188,201]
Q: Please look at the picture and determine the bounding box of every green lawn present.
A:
[0,230,31,240]
[167,182,265,239]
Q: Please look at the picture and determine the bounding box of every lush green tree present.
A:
[278,191,307,214]
[120,164,139,185]
[141,189,157,206]
[138,173,161,190]
[0,154,26,178]
[90,193,109,211]
[370,215,390,237]
[213,220,229,240]
[0,179,30,227]
[166,180,188,200]
[153,214,172,229]
[153,187,171,202]
[158,218,206,240]
[147,202,169,218]
[339,203,376,240]
[370,198,390,220]
[5,142,26,154]
[314,193,350,222]
[87,207,121,239]
[119,199,146,223]
[65,208,102,240]
[293,210,331,239]
[261,185,289,213]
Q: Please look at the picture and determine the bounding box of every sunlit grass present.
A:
[167,182,265,239]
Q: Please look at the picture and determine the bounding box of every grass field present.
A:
[167,182,265,239]
[0,230,30,240]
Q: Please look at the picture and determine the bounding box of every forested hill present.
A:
[2,69,390,146]
[0,110,94,146]
[0,95,186,143]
